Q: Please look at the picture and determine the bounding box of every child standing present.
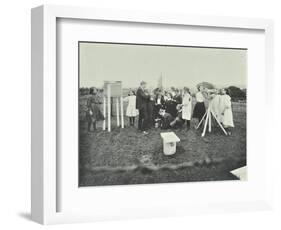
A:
[210,89,222,123]
[193,85,206,127]
[181,87,192,130]
[154,92,165,120]
[220,88,234,135]
[124,90,139,126]
[86,87,104,132]
[164,92,177,118]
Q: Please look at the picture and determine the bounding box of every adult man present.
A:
[136,81,150,134]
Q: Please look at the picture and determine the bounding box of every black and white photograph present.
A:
[78,41,247,186]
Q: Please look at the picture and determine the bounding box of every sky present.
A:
[79,42,247,89]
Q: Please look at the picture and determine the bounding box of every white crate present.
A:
[160,132,180,155]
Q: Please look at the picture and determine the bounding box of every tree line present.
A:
[80,86,246,102]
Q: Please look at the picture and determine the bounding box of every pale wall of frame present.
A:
[31,5,274,225]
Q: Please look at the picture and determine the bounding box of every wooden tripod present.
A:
[195,101,228,137]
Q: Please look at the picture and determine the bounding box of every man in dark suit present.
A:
[136,81,150,134]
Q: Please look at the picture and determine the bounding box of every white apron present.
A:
[182,94,192,120]
[210,95,222,122]
[124,95,139,117]
[221,95,234,127]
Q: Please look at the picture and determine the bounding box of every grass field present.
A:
[79,99,246,186]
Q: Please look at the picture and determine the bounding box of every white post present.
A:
[107,84,111,132]
[196,112,207,129]
[201,109,209,137]
[208,110,212,132]
[120,96,124,128]
[103,96,106,130]
[211,110,228,135]
[116,97,120,127]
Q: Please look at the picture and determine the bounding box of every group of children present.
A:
[123,85,234,135]
[86,85,234,135]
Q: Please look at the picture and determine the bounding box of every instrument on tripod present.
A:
[195,88,228,137]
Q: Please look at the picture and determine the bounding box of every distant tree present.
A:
[227,86,246,101]
[197,82,215,90]
[79,87,90,95]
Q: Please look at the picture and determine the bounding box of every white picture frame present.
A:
[31,5,274,225]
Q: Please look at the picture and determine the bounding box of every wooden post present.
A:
[116,97,120,127]
[211,110,228,135]
[202,109,209,137]
[196,111,207,129]
[208,110,212,132]
[107,84,111,132]
[103,97,106,130]
[120,96,124,128]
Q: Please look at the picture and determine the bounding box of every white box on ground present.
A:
[160,132,180,155]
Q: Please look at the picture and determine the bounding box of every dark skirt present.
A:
[86,104,105,123]
[160,113,174,129]
[165,101,177,118]
[193,102,206,120]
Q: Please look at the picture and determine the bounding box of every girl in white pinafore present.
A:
[182,87,192,130]
[123,90,139,126]
[220,88,234,135]
[210,90,222,123]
